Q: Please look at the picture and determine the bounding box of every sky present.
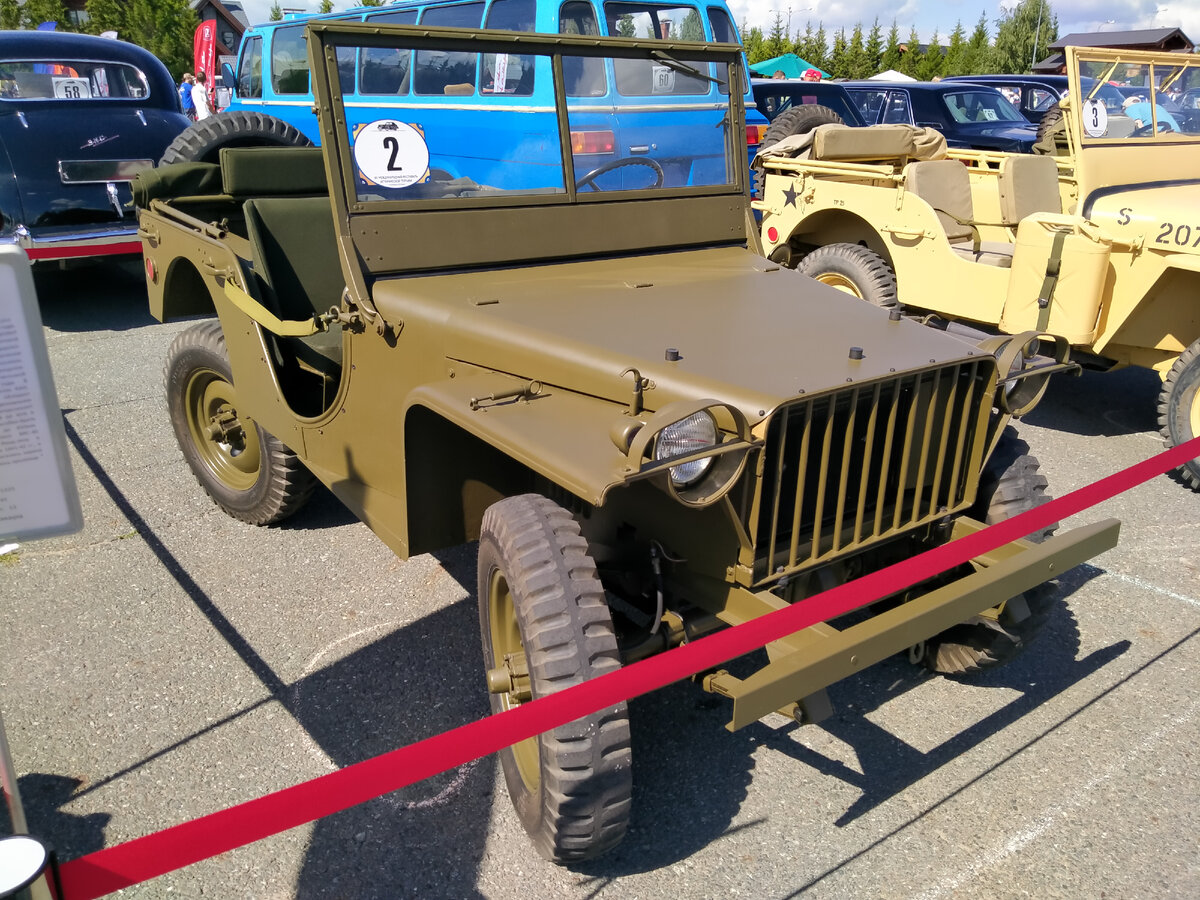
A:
[237,0,1200,49]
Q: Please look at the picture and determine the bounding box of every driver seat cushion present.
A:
[243,196,343,369]
[997,155,1061,225]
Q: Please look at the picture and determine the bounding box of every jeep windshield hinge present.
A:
[620,367,654,416]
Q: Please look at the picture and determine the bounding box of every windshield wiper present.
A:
[650,50,726,88]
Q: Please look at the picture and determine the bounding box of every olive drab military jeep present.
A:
[135,23,1118,863]
[756,45,1200,492]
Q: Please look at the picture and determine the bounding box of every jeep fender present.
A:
[1097,252,1200,370]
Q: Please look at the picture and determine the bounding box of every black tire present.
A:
[760,104,844,154]
[478,494,632,863]
[795,242,899,308]
[159,111,312,165]
[922,427,1059,675]
[754,104,844,198]
[1032,102,1066,155]
[165,321,316,525]
[1158,338,1200,491]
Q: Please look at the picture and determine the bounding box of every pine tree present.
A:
[743,26,767,63]
[811,23,828,71]
[993,0,1057,74]
[270,2,283,21]
[319,0,334,12]
[360,0,383,6]
[766,10,787,59]
[864,19,884,77]
[965,11,994,74]
[21,0,69,30]
[899,25,922,78]
[846,24,870,79]
[880,20,902,73]
[0,0,22,30]
[918,30,944,81]
[678,9,704,41]
[88,1,198,79]
[829,27,849,80]
[83,0,124,35]
[943,21,968,76]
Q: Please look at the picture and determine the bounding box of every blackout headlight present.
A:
[654,411,717,487]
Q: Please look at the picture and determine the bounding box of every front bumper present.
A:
[705,515,1120,730]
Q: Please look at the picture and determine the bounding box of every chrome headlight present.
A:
[654,411,717,487]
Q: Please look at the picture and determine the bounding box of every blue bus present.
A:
[203,0,765,190]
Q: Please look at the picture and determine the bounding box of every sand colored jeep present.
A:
[756,45,1200,491]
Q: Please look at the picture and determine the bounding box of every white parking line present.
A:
[914,696,1200,900]
[1105,571,1200,610]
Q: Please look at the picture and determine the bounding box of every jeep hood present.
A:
[1087,181,1200,255]
[373,246,985,421]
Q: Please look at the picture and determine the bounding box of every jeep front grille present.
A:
[749,360,993,584]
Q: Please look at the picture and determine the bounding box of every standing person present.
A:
[178,73,195,119]
[192,71,212,120]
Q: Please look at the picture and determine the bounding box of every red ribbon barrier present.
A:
[57,436,1200,899]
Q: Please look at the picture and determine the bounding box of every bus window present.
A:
[604,3,709,95]
[360,10,417,94]
[415,3,485,95]
[559,1,605,97]
[483,0,537,96]
[271,24,309,95]
[706,5,736,94]
[238,36,262,99]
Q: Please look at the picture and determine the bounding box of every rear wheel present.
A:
[165,321,316,525]
[796,243,898,308]
[159,111,312,165]
[1158,338,1200,491]
[478,494,632,863]
[921,427,1058,675]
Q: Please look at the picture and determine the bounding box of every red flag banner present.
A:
[193,20,217,84]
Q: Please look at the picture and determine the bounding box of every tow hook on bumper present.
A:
[704,517,1121,731]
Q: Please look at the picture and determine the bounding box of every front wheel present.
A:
[796,243,899,308]
[1159,338,1200,491]
[921,427,1059,675]
[164,321,316,525]
[478,494,631,863]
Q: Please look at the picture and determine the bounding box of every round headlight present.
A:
[655,411,717,487]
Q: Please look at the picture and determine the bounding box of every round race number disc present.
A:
[353,120,429,189]
[1082,98,1108,138]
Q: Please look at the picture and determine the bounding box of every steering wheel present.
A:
[575,156,664,191]
[1131,121,1175,137]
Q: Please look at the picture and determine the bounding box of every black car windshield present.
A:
[0,59,150,100]
[941,89,1025,124]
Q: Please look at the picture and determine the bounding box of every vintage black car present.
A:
[842,81,1038,152]
[0,30,189,261]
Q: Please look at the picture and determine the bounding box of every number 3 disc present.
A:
[354,120,429,189]
[1082,98,1108,138]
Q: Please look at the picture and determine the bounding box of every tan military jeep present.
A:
[135,23,1117,863]
[756,45,1200,491]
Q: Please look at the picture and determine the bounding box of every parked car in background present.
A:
[0,30,190,261]
[751,77,866,127]
[842,81,1038,152]
[944,74,1131,128]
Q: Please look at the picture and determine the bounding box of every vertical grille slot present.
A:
[752,360,991,583]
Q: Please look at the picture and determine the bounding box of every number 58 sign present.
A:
[353,120,429,189]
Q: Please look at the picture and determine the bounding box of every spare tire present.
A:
[754,104,844,197]
[159,112,312,165]
[1032,102,1066,155]
[760,104,844,154]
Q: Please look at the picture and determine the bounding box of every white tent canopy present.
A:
[868,69,917,82]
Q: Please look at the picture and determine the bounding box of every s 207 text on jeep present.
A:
[756,45,1200,491]
[135,22,1118,863]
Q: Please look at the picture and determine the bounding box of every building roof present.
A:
[1048,28,1193,52]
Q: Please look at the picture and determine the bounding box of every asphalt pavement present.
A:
[1,259,1197,899]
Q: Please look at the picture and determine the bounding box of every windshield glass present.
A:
[319,27,739,205]
[941,89,1026,124]
[0,59,149,100]
[1074,52,1200,140]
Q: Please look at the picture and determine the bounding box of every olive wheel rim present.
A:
[814,272,865,297]
[486,566,540,794]
[183,367,262,492]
